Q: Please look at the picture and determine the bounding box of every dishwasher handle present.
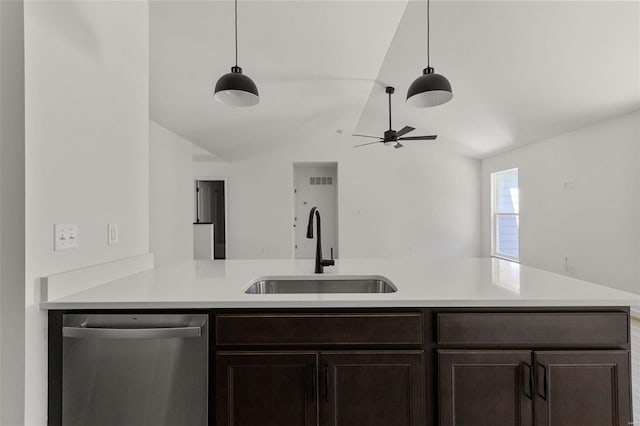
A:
[63,325,202,339]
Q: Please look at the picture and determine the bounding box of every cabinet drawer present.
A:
[216,313,423,346]
[436,312,629,345]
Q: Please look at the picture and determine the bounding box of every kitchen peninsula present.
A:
[43,257,639,426]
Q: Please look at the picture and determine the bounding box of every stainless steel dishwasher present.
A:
[62,314,208,426]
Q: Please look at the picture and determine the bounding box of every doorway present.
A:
[293,163,338,259]
[194,180,226,259]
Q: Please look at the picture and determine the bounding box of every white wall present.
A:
[482,111,640,294]
[0,1,25,424]
[149,120,193,266]
[194,135,481,260]
[24,2,149,424]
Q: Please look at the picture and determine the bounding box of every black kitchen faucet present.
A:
[306,207,335,273]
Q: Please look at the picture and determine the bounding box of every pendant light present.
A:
[406,0,452,108]
[214,0,259,107]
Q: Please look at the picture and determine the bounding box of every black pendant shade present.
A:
[406,0,452,108]
[406,66,452,108]
[214,0,259,107]
[214,66,259,107]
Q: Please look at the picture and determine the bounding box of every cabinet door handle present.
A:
[536,362,547,401]
[522,362,533,399]
[322,365,329,401]
[311,365,317,400]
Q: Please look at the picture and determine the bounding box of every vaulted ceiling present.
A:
[150,1,640,161]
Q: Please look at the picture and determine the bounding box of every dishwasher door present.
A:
[62,314,208,426]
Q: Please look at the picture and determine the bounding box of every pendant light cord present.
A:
[426,0,430,68]
[388,91,392,130]
[235,0,238,66]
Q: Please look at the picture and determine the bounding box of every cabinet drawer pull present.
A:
[522,362,533,399]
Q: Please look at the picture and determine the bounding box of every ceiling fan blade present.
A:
[394,142,404,149]
[354,141,383,148]
[352,134,382,140]
[398,135,438,141]
[396,126,415,137]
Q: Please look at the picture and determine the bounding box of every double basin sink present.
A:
[245,276,397,294]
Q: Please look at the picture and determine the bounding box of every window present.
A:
[491,168,519,261]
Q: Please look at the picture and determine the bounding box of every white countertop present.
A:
[40,257,640,309]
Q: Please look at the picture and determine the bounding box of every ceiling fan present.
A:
[353,86,437,149]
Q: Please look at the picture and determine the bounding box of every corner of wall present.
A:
[23,2,150,424]
[480,110,640,293]
[0,0,26,424]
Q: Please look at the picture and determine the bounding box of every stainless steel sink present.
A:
[245,276,397,294]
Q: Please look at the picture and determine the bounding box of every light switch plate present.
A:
[108,223,119,245]
[54,224,79,251]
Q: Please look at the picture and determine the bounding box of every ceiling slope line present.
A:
[352,0,412,136]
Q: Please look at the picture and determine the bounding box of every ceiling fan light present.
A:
[406,67,452,108]
[214,66,259,107]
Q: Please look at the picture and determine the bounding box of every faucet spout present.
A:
[306,207,334,274]
[306,207,317,239]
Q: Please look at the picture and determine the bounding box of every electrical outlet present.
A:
[54,224,79,251]
[107,224,119,245]
[563,257,576,275]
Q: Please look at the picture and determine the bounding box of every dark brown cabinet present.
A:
[321,351,424,426]
[437,349,631,426]
[534,351,630,426]
[215,352,318,426]
[438,350,533,426]
[435,310,631,426]
[49,307,632,426]
[216,351,424,426]
[214,310,427,426]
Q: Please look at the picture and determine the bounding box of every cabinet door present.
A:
[320,351,424,426]
[216,352,318,426]
[533,351,631,426]
[438,350,533,426]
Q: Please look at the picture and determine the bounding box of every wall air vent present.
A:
[310,177,333,185]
